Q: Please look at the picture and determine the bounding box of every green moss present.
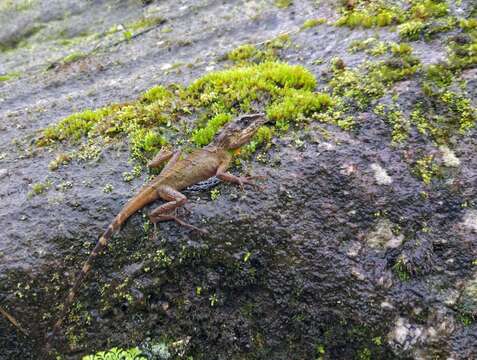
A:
[192,113,233,146]
[368,41,389,56]
[127,16,165,31]
[227,44,259,62]
[274,0,292,9]
[415,65,476,143]
[141,85,173,103]
[398,20,425,40]
[83,346,146,360]
[187,61,318,115]
[448,29,477,70]
[348,38,378,54]
[302,18,326,29]
[460,18,477,31]
[130,128,167,158]
[265,33,291,51]
[370,56,421,83]
[0,71,20,82]
[210,188,220,200]
[0,0,36,12]
[414,155,439,184]
[267,89,332,123]
[328,67,385,111]
[39,108,112,144]
[48,153,71,171]
[38,61,333,163]
[390,42,413,55]
[388,109,410,143]
[357,347,372,360]
[392,256,411,281]
[61,51,86,64]
[28,180,52,198]
[336,0,448,33]
[336,2,404,28]
[410,0,448,20]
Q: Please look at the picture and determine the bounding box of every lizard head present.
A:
[212,113,268,149]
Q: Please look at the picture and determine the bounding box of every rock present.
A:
[461,210,477,232]
[365,219,404,249]
[370,163,393,185]
[439,146,460,167]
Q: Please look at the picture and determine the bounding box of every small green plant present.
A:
[398,20,425,40]
[372,336,382,346]
[127,16,165,31]
[209,293,219,306]
[28,180,52,198]
[210,188,220,200]
[414,155,439,184]
[390,42,413,55]
[457,313,473,326]
[227,44,258,62]
[266,89,332,123]
[83,346,146,360]
[460,18,477,31]
[274,0,292,9]
[48,153,71,171]
[392,256,411,281]
[315,344,325,360]
[0,71,20,82]
[123,30,132,41]
[368,41,388,56]
[62,52,86,64]
[302,18,326,29]
[357,347,372,360]
[103,184,114,193]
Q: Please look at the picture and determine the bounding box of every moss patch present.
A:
[336,0,453,41]
[0,71,21,82]
[38,62,332,165]
[302,18,327,30]
[274,0,292,9]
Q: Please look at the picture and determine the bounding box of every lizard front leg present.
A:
[150,186,207,234]
[215,157,263,189]
[148,147,175,169]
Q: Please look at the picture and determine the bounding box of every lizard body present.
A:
[47,113,268,345]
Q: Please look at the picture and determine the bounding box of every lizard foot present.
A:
[237,175,266,191]
[149,214,209,235]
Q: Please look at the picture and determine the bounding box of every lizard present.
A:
[46,112,268,346]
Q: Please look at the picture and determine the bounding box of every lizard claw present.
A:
[237,175,266,191]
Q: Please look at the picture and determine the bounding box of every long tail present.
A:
[46,218,121,345]
[45,189,156,348]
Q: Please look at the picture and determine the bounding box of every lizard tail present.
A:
[45,218,121,347]
[45,186,157,351]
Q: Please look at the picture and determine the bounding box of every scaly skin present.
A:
[46,113,268,347]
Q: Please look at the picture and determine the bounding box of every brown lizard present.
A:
[47,113,268,345]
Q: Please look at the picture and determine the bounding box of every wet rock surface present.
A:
[1,0,476,359]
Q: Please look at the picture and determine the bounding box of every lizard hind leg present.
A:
[149,186,208,234]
